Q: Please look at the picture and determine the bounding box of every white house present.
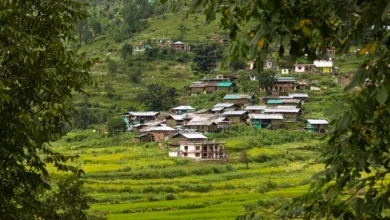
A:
[169,141,228,160]
[313,59,333,73]
[281,68,289,74]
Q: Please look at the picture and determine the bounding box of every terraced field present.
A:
[52,130,325,219]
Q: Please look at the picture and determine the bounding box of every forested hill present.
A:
[69,0,229,131]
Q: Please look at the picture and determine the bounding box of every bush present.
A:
[166,194,175,200]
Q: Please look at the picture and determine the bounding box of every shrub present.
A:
[166,194,175,200]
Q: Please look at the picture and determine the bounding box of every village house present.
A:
[215,117,232,130]
[204,82,218,93]
[188,82,205,95]
[313,60,333,73]
[133,43,151,52]
[267,99,301,108]
[184,114,219,133]
[263,59,275,69]
[169,141,228,160]
[155,38,173,47]
[133,120,165,133]
[170,133,207,146]
[305,119,329,133]
[147,126,177,143]
[156,111,171,121]
[244,106,267,114]
[134,132,154,143]
[288,93,309,102]
[216,81,236,93]
[216,74,237,81]
[221,111,248,124]
[201,78,231,83]
[172,106,195,115]
[173,41,190,50]
[263,108,301,120]
[213,103,240,112]
[281,68,290,74]
[249,114,283,129]
[223,94,255,106]
[122,111,160,130]
[261,95,292,103]
[166,115,183,127]
[273,77,297,91]
[294,64,315,73]
[194,109,212,114]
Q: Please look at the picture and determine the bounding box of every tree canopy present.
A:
[192,44,217,74]
[182,0,390,218]
[0,0,92,219]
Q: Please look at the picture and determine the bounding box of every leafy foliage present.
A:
[187,0,390,218]
[107,117,127,136]
[192,44,218,74]
[120,43,133,60]
[0,0,92,219]
[137,83,176,111]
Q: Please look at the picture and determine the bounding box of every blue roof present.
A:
[223,94,240,99]
[267,100,284,104]
[217,82,233,87]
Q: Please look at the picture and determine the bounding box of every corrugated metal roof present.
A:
[182,133,207,139]
[289,93,309,98]
[173,41,184,45]
[245,106,267,110]
[172,106,195,110]
[223,94,254,100]
[217,82,233,87]
[277,77,296,82]
[250,114,283,120]
[211,107,224,112]
[306,119,328,124]
[314,60,333,68]
[264,108,301,113]
[267,100,284,104]
[149,126,176,131]
[129,112,159,116]
[214,103,235,108]
[222,111,247,116]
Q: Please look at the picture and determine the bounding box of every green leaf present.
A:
[377,86,388,105]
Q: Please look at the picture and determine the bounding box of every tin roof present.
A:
[267,100,284,104]
[264,108,301,113]
[172,106,195,110]
[223,94,254,100]
[211,107,224,112]
[173,41,184,45]
[250,114,283,120]
[222,111,247,116]
[276,77,296,82]
[245,106,267,111]
[181,133,207,139]
[306,119,328,125]
[148,126,176,131]
[217,82,233,87]
[129,112,159,116]
[289,93,309,98]
[214,103,235,108]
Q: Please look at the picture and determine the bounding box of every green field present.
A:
[51,126,327,219]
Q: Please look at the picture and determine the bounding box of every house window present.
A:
[196,146,200,150]
[298,66,302,70]
[183,153,188,157]
[184,146,188,151]
[196,153,200,157]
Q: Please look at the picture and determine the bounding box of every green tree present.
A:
[192,44,217,74]
[230,59,246,71]
[90,20,102,37]
[237,70,257,93]
[239,149,249,169]
[120,43,133,60]
[77,19,88,47]
[137,83,176,110]
[129,69,142,84]
[0,0,92,219]
[186,0,390,219]
[107,59,118,79]
[107,117,127,136]
[258,70,276,92]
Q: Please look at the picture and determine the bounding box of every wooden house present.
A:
[261,95,292,104]
[215,117,232,130]
[173,41,190,50]
[249,114,283,129]
[157,111,171,121]
[305,119,329,133]
[122,112,160,130]
[267,99,301,108]
[170,133,207,146]
[216,74,237,81]
[169,141,228,160]
[172,106,195,115]
[273,77,297,92]
[216,82,236,93]
[185,114,219,133]
[221,111,248,124]
[223,94,255,106]
[147,126,177,143]
[155,38,173,47]
[263,108,301,120]
[134,132,154,143]
[245,106,267,114]
[204,82,218,93]
[189,82,205,95]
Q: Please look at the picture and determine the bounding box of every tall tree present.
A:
[0,0,92,219]
[137,83,176,111]
[258,70,276,92]
[90,20,102,37]
[192,44,217,74]
[183,0,390,218]
[120,43,133,60]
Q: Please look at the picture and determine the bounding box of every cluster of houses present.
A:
[133,39,190,52]
[247,58,335,75]
[121,88,329,160]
